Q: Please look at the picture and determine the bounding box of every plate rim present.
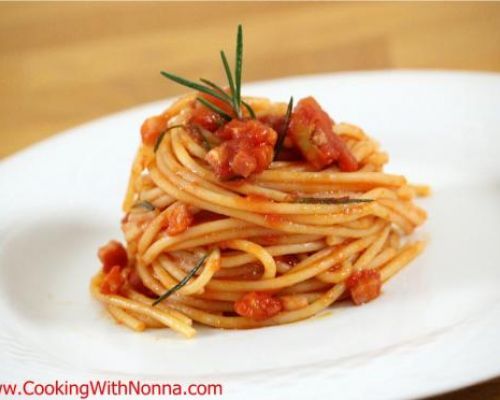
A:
[2,68,500,164]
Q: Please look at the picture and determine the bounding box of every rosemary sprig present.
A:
[154,124,186,152]
[220,51,238,116]
[242,101,256,118]
[196,97,232,121]
[152,253,210,306]
[295,197,373,204]
[200,78,232,100]
[160,25,254,121]
[199,77,256,119]
[160,71,229,105]
[234,25,243,117]
[274,96,294,159]
[132,200,156,211]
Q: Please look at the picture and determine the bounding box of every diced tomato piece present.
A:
[205,119,277,179]
[141,115,168,146]
[231,148,258,177]
[215,118,276,144]
[165,203,194,236]
[346,269,382,305]
[190,103,225,132]
[100,265,125,295]
[288,97,358,171]
[234,291,283,321]
[98,240,128,273]
[189,92,234,132]
[127,268,156,297]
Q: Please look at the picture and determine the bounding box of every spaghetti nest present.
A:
[90,95,428,338]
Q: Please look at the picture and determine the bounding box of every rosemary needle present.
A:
[152,253,210,306]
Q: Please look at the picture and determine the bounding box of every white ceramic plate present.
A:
[1,71,499,400]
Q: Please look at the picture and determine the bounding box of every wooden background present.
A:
[2,2,500,158]
[1,2,499,398]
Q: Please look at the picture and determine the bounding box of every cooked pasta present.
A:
[91,26,428,338]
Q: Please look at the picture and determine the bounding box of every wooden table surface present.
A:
[1,2,499,398]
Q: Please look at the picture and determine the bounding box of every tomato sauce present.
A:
[98,240,128,273]
[288,97,358,171]
[189,92,234,132]
[264,213,285,226]
[140,115,168,146]
[100,265,125,295]
[205,119,277,179]
[234,291,282,320]
[165,203,194,236]
[346,269,382,305]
